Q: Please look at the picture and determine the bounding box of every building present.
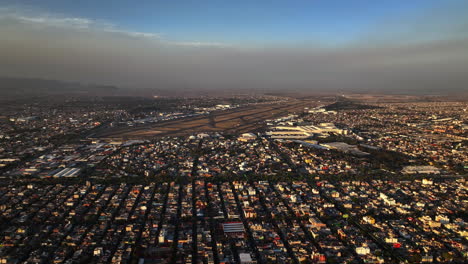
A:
[266,123,346,139]
[239,253,255,264]
[321,142,369,156]
[402,166,440,174]
[52,168,81,178]
[222,222,245,237]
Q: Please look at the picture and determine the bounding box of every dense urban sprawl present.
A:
[0,97,466,264]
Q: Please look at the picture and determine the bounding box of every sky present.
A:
[0,0,467,93]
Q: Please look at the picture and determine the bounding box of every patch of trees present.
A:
[324,101,381,111]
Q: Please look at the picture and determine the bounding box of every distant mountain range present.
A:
[0,77,119,97]
[1,77,466,100]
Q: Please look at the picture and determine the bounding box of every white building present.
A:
[402,166,440,174]
[266,123,346,139]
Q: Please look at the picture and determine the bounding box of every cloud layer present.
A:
[1,6,467,94]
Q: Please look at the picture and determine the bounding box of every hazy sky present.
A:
[1,0,467,93]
